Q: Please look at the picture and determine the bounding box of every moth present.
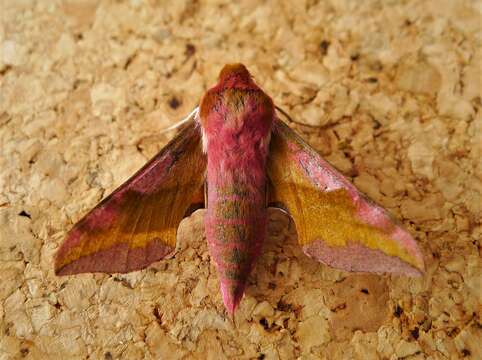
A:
[55,64,424,314]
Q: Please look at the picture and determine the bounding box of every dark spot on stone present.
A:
[20,348,29,357]
[153,306,162,326]
[149,267,159,274]
[18,210,31,219]
[54,302,61,309]
[447,327,460,338]
[268,282,276,289]
[169,96,181,109]
[394,305,403,317]
[185,43,196,57]
[74,33,83,41]
[0,65,12,76]
[124,53,136,70]
[361,288,369,294]
[104,352,113,360]
[73,79,82,90]
[113,277,133,289]
[319,40,330,56]
[372,119,382,129]
[350,53,360,61]
[259,317,269,330]
[277,300,292,312]
[461,349,471,357]
[331,303,346,313]
[410,327,419,340]
[257,354,266,360]
[367,77,378,83]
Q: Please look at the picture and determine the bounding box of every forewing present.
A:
[55,121,207,275]
[267,119,424,276]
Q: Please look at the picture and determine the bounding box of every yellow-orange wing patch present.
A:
[267,119,424,276]
[55,121,206,275]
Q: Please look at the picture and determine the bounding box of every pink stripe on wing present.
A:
[303,240,422,277]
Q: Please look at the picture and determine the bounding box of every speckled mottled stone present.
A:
[0,0,480,359]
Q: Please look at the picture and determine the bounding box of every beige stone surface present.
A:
[0,1,480,359]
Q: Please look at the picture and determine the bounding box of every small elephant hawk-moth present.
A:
[55,64,424,315]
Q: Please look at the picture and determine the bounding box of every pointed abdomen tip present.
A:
[220,281,245,315]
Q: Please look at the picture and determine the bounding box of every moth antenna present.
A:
[274,106,293,122]
[159,106,199,134]
[275,106,322,129]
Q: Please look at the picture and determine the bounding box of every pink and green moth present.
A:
[55,64,425,315]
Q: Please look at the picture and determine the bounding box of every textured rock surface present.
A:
[0,1,480,359]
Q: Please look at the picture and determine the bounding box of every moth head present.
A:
[198,64,274,152]
[218,63,252,84]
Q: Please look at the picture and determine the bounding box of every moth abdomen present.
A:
[206,185,267,313]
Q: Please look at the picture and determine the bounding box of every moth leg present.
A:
[267,179,293,227]
[267,178,286,210]
[183,184,205,217]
